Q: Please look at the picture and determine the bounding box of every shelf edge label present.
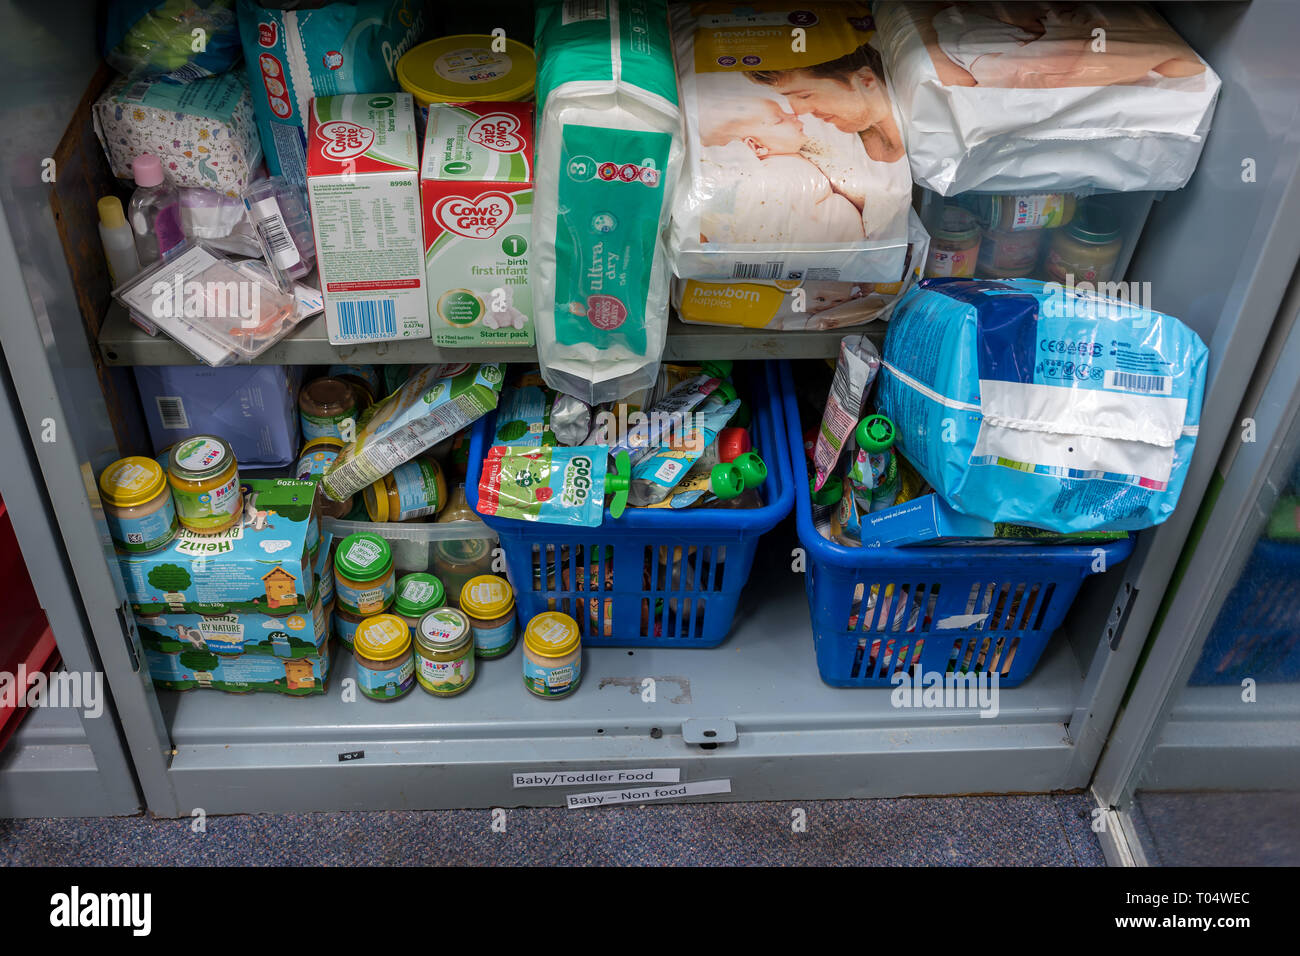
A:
[566,778,731,808]
[513,768,680,788]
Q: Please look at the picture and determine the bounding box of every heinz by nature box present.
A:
[307,93,431,345]
[421,102,534,348]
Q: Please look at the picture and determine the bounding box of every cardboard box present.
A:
[420,102,534,348]
[134,578,327,658]
[307,93,430,345]
[117,479,317,616]
[860,494,1130,548]
[144,641,330,696]
[134,365,301,468]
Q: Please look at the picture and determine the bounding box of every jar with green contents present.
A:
[460,575,517,659]
[393,572,446,639]
[167,435,242,534]
[353,613,415,701]
[333,532,396,616]
[414,607,476,697]
[522,611,582,699]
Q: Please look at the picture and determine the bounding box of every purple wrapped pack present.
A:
[134,365,302,468]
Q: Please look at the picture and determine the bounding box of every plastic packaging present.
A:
[846,415,900,513]
[877,277,1210,532]
[550,393,591,446]
[532,0,683,405]
[600,374,723,464]
[476,446,630,527]
[873,1,1221,195]
[812,335,881,490]
[669,1,912,283]
[129,154,183,266]
[98,196,140,288]
[243,177,315,291]
[493,369,559,447]
[111,240,302,366]
[102,0,241,81]
[180,188,261,258]
[628,396,741,507]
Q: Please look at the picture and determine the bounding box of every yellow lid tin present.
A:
[353,613,412,662]
[459,574,514,619]
[524,611,580,658]
[397,35,536,106]
[99,456,169,508]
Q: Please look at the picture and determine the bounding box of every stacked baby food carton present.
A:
[119,479,331,696]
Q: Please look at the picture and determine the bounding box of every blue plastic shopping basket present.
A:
[466,362,794,647]
[779,361,1134,688]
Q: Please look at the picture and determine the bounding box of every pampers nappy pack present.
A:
[420,102,534,348]
[235,0,427,183]
[532,0,683,405]
[872,1,1221,195]
[670,1,913,283]
[876,278,1209,533]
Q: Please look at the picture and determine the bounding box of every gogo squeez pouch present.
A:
[876,278,1209,533]
[533,0,683,405]
[477,446,630,527]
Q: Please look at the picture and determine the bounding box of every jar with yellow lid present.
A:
[522,611,582,699]
[393,572,446,639]
[333,532,395,616]
[363,454,447,523]
[167,435,242,534]
[353,613,415,701]
[296,436,353,519]
[414,607,476,697]
[460,575,517,659]
[99,456,177,554]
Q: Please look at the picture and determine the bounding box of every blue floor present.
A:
[0,793,1105,866]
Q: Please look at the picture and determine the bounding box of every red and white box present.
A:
[306,92,430,345]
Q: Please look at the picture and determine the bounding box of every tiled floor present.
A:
[0,793,1105,866]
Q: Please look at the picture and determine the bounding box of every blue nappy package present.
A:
[876,277,1209,533]
[235,0,426,182]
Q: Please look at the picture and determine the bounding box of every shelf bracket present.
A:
[682,718,737,749]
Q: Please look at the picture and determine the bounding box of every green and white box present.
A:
[420,101,534,348]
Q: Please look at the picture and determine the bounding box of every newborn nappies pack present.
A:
[669,1,913,283]
[876,278,1209,533]
[420,102,534,348]
[532,0,683,405]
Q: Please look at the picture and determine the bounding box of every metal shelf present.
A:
[98,303,869,366]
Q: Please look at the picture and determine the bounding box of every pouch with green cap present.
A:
[847,414,900,512]
[477,446,631,527]
[627,394,740,507]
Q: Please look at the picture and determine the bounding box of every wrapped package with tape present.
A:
[532,0,684,405]
[872,1,1221,195]
[669,1,913,284]
[876,278,1209,533]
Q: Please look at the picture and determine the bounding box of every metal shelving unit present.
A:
[3,0,1299,821]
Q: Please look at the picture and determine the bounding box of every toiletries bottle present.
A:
[97,196,140,287]
[128,154,183,266]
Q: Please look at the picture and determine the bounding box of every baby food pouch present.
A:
[494,369,558,447]
[628,398,740,507]
[321,364,504,501]
[421,101,534,348]
[533,0,683,405]
[476,445,611,527]
[877,277,1209,532]
[812,335,881,491]
[669,1,913,283]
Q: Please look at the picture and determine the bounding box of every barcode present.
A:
[732,261,785,280]
[335,300,397,340]
[562,0,605,24]
[1104,370,1171,395]
[156,396,189,429]
[261,215,293,255]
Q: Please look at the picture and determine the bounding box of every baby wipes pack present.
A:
[421,102,534,348]
[533,0,683,405]
[670,1,913,283]
[876,278,1209,533]
[236,0,426,182]
[307,93,430,346]
[872,1,1221,195]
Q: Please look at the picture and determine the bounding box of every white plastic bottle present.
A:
[128,154,183,266]
[96,196,140,287]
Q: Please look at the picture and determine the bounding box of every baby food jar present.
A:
[299,377,358,442]
[363,454,447,523]
[334,532,396,616]
[460,575,517,659]
[522,611,582,699]
[353,613,415,701]
[333,604,365,652]
[414,607,476,697]
[98,456,178,554]
[977,227,1045,279]
[1044,203,1123,284]
[327,364,380,409]
[296,436,353,519]
[964,193,1076,232]
[167,436,241,534]
[924,205,981,278]
[393,572,447,639]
